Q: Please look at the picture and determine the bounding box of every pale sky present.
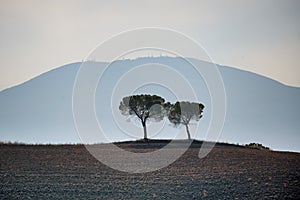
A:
[0,0,300,91]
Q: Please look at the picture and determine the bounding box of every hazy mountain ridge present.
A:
[0,57,299,151]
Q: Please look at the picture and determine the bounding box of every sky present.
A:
[0,0,300,91]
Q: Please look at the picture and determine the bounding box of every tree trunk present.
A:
[142,122,148,141]
[185,124,191,140]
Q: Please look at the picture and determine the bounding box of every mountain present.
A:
[0,57,299,152]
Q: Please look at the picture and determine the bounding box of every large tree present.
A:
[168,101,204,140]
[119,94,166,140]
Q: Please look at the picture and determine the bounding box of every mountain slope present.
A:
[0,63,80,143]
[0,57,299,151]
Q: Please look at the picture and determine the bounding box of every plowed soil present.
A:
[1,141,299,199]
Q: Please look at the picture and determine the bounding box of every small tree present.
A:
[119,94,165,141]
[168,101,204,140]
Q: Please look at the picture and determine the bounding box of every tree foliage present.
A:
[168,101,204,140]
[119,94,165,140]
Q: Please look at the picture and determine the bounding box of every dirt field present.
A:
[1,141,299,199]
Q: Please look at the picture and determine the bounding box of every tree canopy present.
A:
[168,101,204,140]
[119,94,204,141]
[119,94,166,140]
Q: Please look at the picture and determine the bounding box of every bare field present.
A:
[1,141,300,199]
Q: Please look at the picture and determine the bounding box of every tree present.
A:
[168,101,204,140]
[119,94,166,141]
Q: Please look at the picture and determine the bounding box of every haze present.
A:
[0,0,300,91]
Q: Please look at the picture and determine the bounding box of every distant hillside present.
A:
[0,57,299,152]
